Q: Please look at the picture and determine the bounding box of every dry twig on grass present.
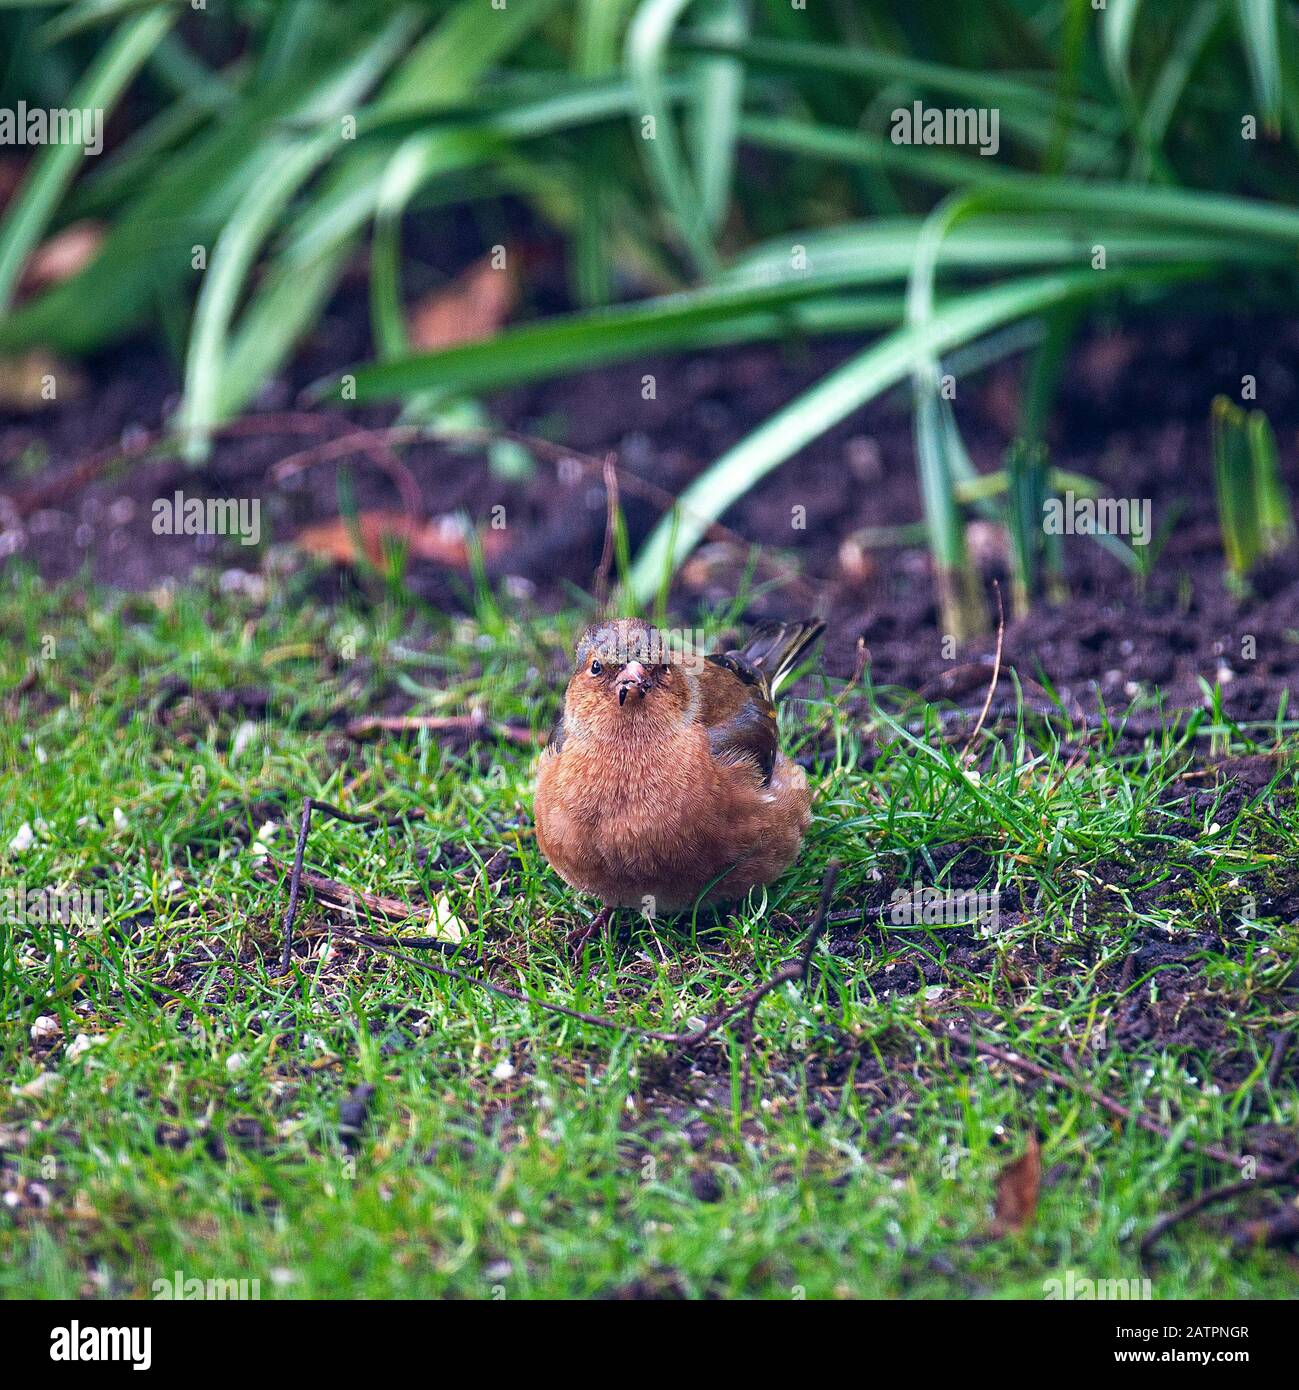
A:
[959,581,1005,765]
[1139,1152,1299,1259]
[268,793,840,1077]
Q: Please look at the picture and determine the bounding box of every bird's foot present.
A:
[567,906,612,956]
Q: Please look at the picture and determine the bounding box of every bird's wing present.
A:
[695,653,779,784]
[545,712,567,755]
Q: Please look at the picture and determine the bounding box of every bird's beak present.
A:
[616,660,651,706]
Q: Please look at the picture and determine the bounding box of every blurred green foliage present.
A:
[1,0,1296,612]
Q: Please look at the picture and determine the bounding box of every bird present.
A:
[535,616,825,943]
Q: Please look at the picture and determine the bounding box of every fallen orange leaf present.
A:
[991,1133,1041,1235]
[295,511,508,570]
[408,253,517,351]
[21,220,103,293]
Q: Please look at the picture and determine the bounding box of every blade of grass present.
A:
[340,282,905,400]
[1212,394,1262,586]
[1246,408,1294,553]
[175,127,343,462]
[677,30,1121,130]
[1103,0,1143,100]
[1129,0,1223,179]
[343,208,1276,405]
[573,0,636,304]
[916,382,987,639]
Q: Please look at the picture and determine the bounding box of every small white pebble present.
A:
[112,807,128,832]
[231,721,258,761]
[8,822,34,854]
[492,1059,516,1082]
[66,1033,105,1063]
[29,1016,60,1043]
[430,898,467,944]
[226,1052,247,1075]
[13,1070,61,1099]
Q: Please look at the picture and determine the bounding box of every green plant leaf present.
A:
[627,0,719,276]
[1235,0,1282,132]
[627,265,1193,604]
[0,5,174,311]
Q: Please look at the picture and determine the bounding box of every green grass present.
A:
[2,565,1297,1298]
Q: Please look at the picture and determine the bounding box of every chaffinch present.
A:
[535,616,824,937]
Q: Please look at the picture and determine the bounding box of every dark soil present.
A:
[5,225,1299,720]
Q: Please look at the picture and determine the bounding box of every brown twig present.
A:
[270,419,781,577]
[256,860,424,928]
[1139,1152,1299,1260]
[270,799,840,1060]
[935,1019,1285,1181]
[835,637,870,712]
[273,798,424,974]
[7,426,164,518]
[593,451,620,613]
[1266,1027,1294,1090]
[1227,1202,1299,1250]
[959,581,1005,764]
[5,410,357,518]
[268,430,422,518]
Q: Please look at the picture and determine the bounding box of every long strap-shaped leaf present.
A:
[175,11,419,461]
[627,0,720,277]
[741,115,1299,242]
[1235,0,1282,133]
[626,265,1195,604]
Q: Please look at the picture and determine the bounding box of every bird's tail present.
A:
[735,618,826,699]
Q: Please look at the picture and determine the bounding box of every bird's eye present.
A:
[589,660,603,676]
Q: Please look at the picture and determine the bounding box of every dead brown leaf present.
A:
[295,510,508,570]
[0,158,24,209]
[0,351,85,411]
[21,220,103,293]
[991,1133,1041,1235]
[408,253,517,351]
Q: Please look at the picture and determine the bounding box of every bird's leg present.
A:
[567,905,613,954]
